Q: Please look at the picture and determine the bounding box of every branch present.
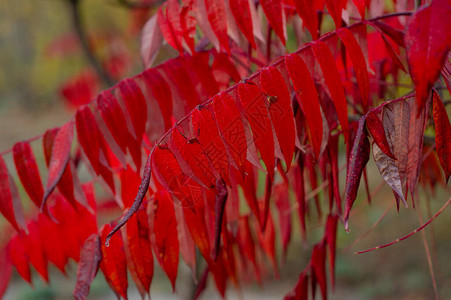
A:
[68,0,115,87]
[114,0,164,9]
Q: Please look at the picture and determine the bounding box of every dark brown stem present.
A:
[68,0,115,87]
[115,0,164,9]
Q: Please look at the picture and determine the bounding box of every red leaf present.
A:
[284,271,308,300]
[328,134,342,214]
[158,0,183,54]
[191,106,232,185]
[97,91,141,169]
[260,0,286,44]
[205,0,229,53]
[25,221,49,282]
[76,106,115,192]
[274,183,292,259]
[229,0,256,48]
[171,126,218,189]
[212,179,228,260]
[325,0,345,28]
[366,111,396,160]
[311,41,349,142]
[311,242,327,300]
[212,93,247,173]
[141,69,173,132]
[180,1,196,53]
[325,214,338,288]
[0,246,12,299]
[257,213,278,278]
[125,207,153,295]
[260,66,296,168]
[237,215,260,281]
[13,142,44,209]
[0,156,25,232]
[99,224,128,299]
[285,53,323,158]
[118,78,147,146]
[9,234,32,283]
[432,90,451,183]
[405,0,451,112]
[336,28,370,111]
[352,0,366,19]
[43,128,80,209]
[149,190,179,289]
[38,213,68,273]
[74,234,102,300]
[185,53,220,98]
[237,81,275,179]
[293,0,319,40]
[344,116,370,229]
[152,146,203,208]
[140,14,164,68]
[43,120,74,208]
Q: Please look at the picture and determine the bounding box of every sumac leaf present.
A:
[285,53,323,158]
[405,0,451,112]
[237,81,275,179]
[260,66,296,168]
[74,234,102,300]
[149,190,179,289]
[42,120,74,208]
[366,111,396,159]
[100,224,128,299]
[432,90,451,182]
[0,156,25,232]
[260,0,286,44]
[344,116,370,229]
[229,0,256,48]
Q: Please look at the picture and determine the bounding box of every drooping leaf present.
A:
[99,224,128,300]
[124,206,153,295]
[73,234,102,300]
[344,116,370,229]
[311,242,327,300]
[149,190,179,289]
[158,0,183,54]
[237,81,275,179]
[293,0,319,40]
[76,106,115,192]
[432,90,451,182]
[191,106,231,185]
[13,142,44,209]
[25,220,49,282]
[237,215,260,281]
[212,93,247,174]
[212,179,228,260]
[97,91,141,169]
[284,270,308,300]
[229,0,256,48]
[285,53,323,158]
[336,28,370,111]
[9,234,32,283]
[372,142,406,205]
[141,14,164,68]
[352,0,366,19]
[0,155,25,232]
[325,0,345,28]
[42,120,74,208]
[152,145,203,208]
[366,111,396,159]
[260,0,287,45]
[325,214,338,288]
[0,246,12,299]
[141,69,173,131]
[205,0,229,53]
[260,66,296,168]
[312,41,349,142]
[118,78,148,147]
[405,0,451,112]
[274,183,292,259]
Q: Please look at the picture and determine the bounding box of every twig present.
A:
[68,0,115,87]
[355,197,451,254]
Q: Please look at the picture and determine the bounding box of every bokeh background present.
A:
[1,0,450,299]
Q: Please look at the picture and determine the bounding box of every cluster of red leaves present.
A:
[1,0,451,299]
